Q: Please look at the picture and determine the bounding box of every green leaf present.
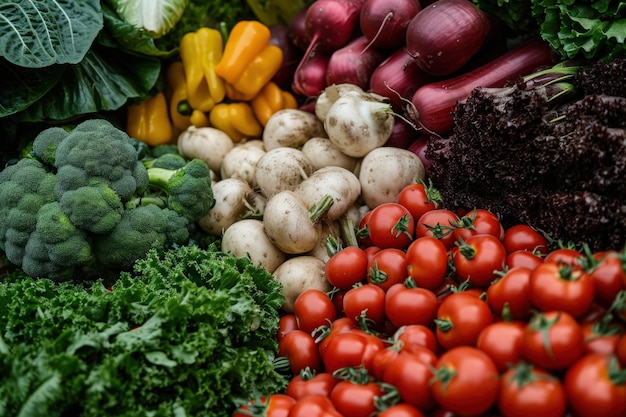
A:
[0,0,103,68]
[108,0,189,38]
[0,58,64,117]
[16,47,161,122]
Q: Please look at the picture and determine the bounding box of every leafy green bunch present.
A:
[473,0,626,61]
[0,244,287,417]
[0,119,215,279]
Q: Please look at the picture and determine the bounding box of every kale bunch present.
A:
[426,59,626,251]
[0,244,286,417]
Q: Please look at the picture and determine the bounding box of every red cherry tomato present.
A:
[503,224,549,255]
[505,249,544,271]
[381,350,438,411]
[452,208,504,242]
[528,260,595,319]
[477,321,526,373]
[325,246,369,290]
[288,394,344,417]
[330,378,384,417]
[498,362,567,417]
[293,289,337,334]
[286,369,339,400]
[343,284,387,329]
[564,353,626,417]
[397,179,443,221]
[394,324,439,354]
[367,202,416,249]
[277,314,299,342]
[278,329,323,374]
[522,310,584,371]
[453,234,507,288]
[366,248,408,292]
[377,403,426,417]
[435,291,494,350]
[385,282,438,328]
[486,266,533,321]
[405,236,449,290]
[415,209,460,249]
[588,250,626,308]
[321,329,385,374]
[430,346,500,417]
[233,394,296,417]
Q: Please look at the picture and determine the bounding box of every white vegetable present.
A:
[315,83,365,121]
[324,91,395,157]
[177,126,234,174]
[221,219,287,273]
[301,137,360,172]
[359,147,426,208]
[272,256,331,312]
[198,178,264,236]
[262,109,327,151]
[294,166,361,223]
[263,190,333,254]
[255,147,315,198]
[220,140,266,187]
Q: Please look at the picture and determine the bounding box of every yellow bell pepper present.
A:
[126,92,174,146]
[179,27,226,112]
[166,61,192,132]
[215,20,284,100]
[209,102,263,142]
[251,81,298,126]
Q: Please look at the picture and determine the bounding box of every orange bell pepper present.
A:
[209,102,263,142]
[250,81,298,126]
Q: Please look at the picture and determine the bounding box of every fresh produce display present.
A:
[1,0,626,416]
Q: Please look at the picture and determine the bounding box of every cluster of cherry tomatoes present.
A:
[236,180,626,417]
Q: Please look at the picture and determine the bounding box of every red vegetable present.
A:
[359,0,421,49]
[326,36,388,90]
[405,0,490,76]
[410,37,555,135]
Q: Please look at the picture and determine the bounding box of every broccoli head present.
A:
[0,159,56,270]
[93,204,190,269]
[44,119,149,202]
[59,183,124,235]
[143,153,188,170]
[144,158,215,222]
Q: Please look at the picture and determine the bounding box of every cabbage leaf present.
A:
[108,0,188,38]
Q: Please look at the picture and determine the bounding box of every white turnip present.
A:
[324,90,395,157]
[177,126,234,174]
[301,137,360,171]
[255,147,315,198]
[198,178,265,236]
[221,219,287,273]
[263,190,334,254]
[263,109,327,151]
[294,166,361,223]
[315,83,364,121]
[358,146,425,208]
[220,140,266,187]
[272,255,331,312]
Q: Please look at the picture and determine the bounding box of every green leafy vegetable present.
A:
[245,0,314,26]
[109,0,189,38]
[0,0,103,68]
[473,0,626,61]
[0,244,287,416]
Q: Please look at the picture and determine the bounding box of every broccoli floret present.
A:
[144,153,188,170]
[145,158,215,222]
[49,119,149,202]
[31,126,69,166]
[59,183,124,234]
[36,202,93,267]
[93,205,190,269]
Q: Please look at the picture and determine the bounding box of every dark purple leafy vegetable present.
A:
[426,59,626,252]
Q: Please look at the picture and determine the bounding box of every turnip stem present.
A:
[308,194,335,223]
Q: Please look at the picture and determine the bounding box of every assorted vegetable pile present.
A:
[1,0,626,416]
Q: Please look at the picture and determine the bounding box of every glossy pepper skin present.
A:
[179,27,226,112]
[166,62,210,131]
[209,102,263,142]
[126,92,174,146]
[251,81,298,126]
[215,20,284,101]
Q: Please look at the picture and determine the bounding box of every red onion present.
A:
[326,36,388,89]
[407,134,432,171]
[405,0,491,76]
[369,47,435,111]
[410,37,555,136]
[292,51,331,97]
[359,0,421,49]
[270,25,304,90]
